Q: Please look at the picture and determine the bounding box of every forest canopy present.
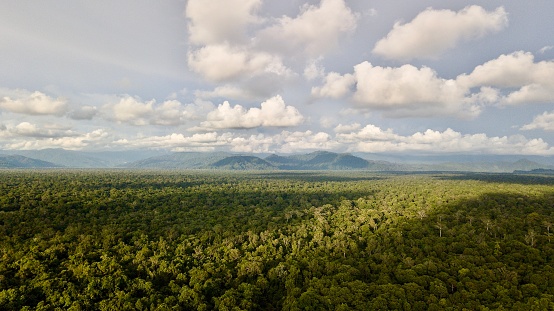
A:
[0,170,553,310]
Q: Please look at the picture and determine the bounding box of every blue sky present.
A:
[1,0,554,155]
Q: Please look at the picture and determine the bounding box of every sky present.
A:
[1,0,554,155]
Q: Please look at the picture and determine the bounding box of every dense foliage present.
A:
[0,170,553,310]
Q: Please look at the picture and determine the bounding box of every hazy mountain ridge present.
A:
[0,149,167,168]
[126,152,231,169]
[265,151,377,170]
[1,149,553,172]
[124,151,406,171]
[0,154,60,168]
[210,156,275,170]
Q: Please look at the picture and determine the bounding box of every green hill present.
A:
[210,156,275,170]
[265,151,373,170]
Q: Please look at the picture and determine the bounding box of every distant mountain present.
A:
[265,151,376,170]
[1,148,552,172]
[0,154,60,168]
[125,152,232,169]
[210,156,275,170]
[265,154,295,164]
[0,148,166,168]
[124,151,383,170]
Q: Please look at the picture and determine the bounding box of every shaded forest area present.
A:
[0,170,553,310]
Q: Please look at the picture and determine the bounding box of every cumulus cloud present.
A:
[373,5,508,60]
[226,130,340,153]
[9,122,78,138]
[334,123,362,133]
[313,62,479,117]
[113,125,554,156]
[103,96,154,125]
[186,0,356,88]
[101,96,204,126]
[256,0,358,57]
[0,88,68,116]
[187,44,291,82]
[115,130,336,153]
[277,130,339,153]
[197,95,304,130]
[336,125,554,155]
[186,0,261,46]
[114,132,228,151]
[195,85,257,101]
[304,58,325,81]
[459,51,554,105]
[352,62,464,108]
[521,111,554,131]
[313,51,554,117]
[2,128,109,150]
[311,72,356,99]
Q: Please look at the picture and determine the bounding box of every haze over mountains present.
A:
[1,149,554,173]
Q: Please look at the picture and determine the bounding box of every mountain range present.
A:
[1,149,553,173]
[0,154,62,168]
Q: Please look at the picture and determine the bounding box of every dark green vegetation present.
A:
[0,170,553,310]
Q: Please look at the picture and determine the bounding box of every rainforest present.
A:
[0,170,553,310]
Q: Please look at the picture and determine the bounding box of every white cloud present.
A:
[311,72,356,99]
[187,43,289,82]
[337,124,400,143]
[2,128,109,150]
[347,62,476,117]
[256,0,358,57]
[186,0,261,45]
[11,122,77,138]
[373,5,508,60]
[103,96,154,125]
[459,51,551,88]
[116,129,329,154]
[313,51,554,117]
[304,58,325,81]
[195,85,257,101]
[313,62,468,114]
[102,96,202,126]
[460,51,554,105]
[198,95,304,130]
[336,125,554,155]
[277,130,339,153]
[0,88,68,116]
[151,100,187,126]
[114,131,244,152]
[185,0,355,93]
[353,62,463,108]
[521,111,554,131]
[229,134,275,153]
[334,123,361,133]
[106,124,554,156]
